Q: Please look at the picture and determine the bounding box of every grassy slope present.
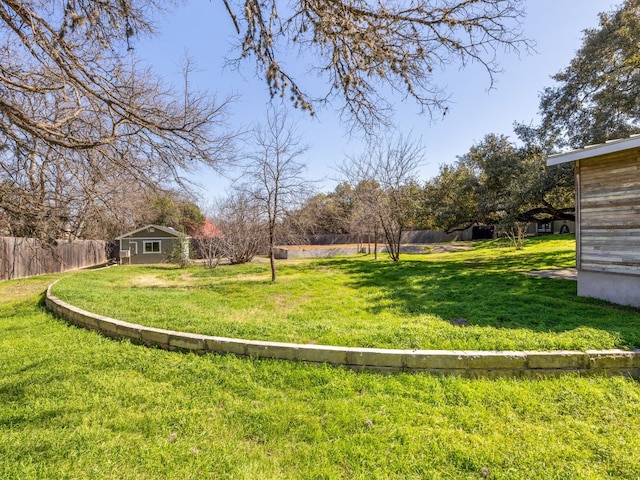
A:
[51,235,640,350]
[1,237,640,478]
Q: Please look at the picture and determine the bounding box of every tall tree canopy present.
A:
[0,1,233,240]
[426,131,574,234]
[293,182,355,235]
[0,0,530,239]
[142,194,206,234]
[540,0,640,147]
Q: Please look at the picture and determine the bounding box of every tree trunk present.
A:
[269,248,277,282]
[269,224,277,282]
[374,227,378,260]
[395,227,402,262]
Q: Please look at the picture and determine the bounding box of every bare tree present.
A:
[349,180,383,259]
[341,133,424,261]
[196,236,226,269]
[0,0,531,142]
[226,0,531,130]
[0,0,530,239]
[0,2,235,241]
[212,190,267,265]
[240,106,311,282]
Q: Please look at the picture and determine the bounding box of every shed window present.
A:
[144,241,161,253]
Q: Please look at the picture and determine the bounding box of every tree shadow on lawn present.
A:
[317,255,640,349]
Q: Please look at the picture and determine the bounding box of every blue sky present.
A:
[136,1,615,201]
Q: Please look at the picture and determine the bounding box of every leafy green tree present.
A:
[293,182,354,235]
[540,0,640,147]
[424,162,483,233]
[144,194,205,234]
[512,123,575,223]
[426,132,574,240]
[178,202,206,234]
[165,234,191,268]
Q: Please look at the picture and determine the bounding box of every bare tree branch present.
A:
[239,105,312,281]
[0,1,237,240]
[228,0,531,131]
[340,132,424,261]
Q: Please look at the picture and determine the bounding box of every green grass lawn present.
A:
[2,257,640,479]
[52,235,640,351]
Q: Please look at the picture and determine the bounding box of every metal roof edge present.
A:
[547,135,640,166]
[116,224,185,240]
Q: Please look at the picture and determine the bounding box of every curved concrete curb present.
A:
[45,283,640,377]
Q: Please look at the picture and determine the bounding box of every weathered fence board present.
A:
[0,237,107,281]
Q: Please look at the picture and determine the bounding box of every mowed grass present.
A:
[52,235,640,351]
[2,269,640,478]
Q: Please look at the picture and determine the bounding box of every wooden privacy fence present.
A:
[0,237,107,281]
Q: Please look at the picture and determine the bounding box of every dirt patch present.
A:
[273,293,309,312]
[523,269,577,280]
[428,244,473,254]
[130,275,176,288]
[233,274,269,282]
[448,317,470,327]
[0,278,53,302]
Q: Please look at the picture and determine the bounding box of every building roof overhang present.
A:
[116,224,186,240]
[547,134,640,166]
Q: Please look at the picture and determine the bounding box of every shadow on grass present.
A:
[317,253,640,349]
[0,359,65,410]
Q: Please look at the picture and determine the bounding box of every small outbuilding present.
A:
[116,225,189,265]
[547,136,640,308]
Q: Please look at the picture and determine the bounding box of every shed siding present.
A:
[118,226,184,265]
[577,149,640,276]
[120,238,176,264]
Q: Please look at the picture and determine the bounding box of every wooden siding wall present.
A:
[0,237,107,281]
[577,150,640,275]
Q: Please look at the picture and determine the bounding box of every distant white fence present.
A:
[0,237,107,281]
[306,229,475,246]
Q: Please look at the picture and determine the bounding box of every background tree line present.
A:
[2,1,640,266]
[0,0,529,243]
[285,0,640,250]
